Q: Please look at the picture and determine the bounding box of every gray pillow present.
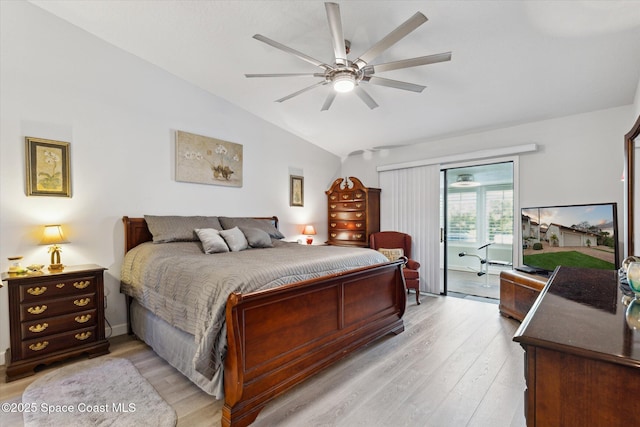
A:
[195,228,229,254]
[219,217,285,239]
[219,226,249,252]
[145,215,222,243]
[240,226,273,248]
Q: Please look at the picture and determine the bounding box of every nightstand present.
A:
[2,264,110,381]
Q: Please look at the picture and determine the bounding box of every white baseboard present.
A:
[108,322,129,338]
[1,323,130,367]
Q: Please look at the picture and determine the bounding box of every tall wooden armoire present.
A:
[326,176,380,247]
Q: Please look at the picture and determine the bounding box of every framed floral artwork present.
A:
[290,175,304,207]
[25,137,71,197]
[176,130,243,187]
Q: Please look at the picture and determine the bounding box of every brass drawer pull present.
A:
[330,233,337,238]
[56,283,65,289]
[330,204,337,209]
[28,323,49,333]
[356,223,363,228]
[75,332,92,341]
[27,286,47,296]
[29,341,49,352]
[330,213,337,218]
[330,195,337,200]
[355,193,363,198]
[355,203,363,208]
[74,298,91,307]
[73,280,90,289]
[354,234,363,239]
[342,194,350,199]
[75,314,92,323]
[27,305,47,315]
[356,213,363,218]
[330,223,336,227]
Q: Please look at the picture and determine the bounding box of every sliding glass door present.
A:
[442,162,514,299]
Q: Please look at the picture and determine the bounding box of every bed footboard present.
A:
[222,260,406,427]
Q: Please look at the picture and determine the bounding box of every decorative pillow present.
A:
[219,226,249,252]
[145,215,222,243]
[195,228,229,254]
[240,226,273,248]
[219,217,285,240]
[378,248,405,262]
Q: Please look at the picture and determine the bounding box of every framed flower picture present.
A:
[25,137,71,197]
[290,175,304,207]
[175,130,243,187]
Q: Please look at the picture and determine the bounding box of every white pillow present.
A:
[195,228,229,254]
[378,248,404,262]
[219,226,249,252]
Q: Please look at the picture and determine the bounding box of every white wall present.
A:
[633,76,640,119]
[0,1,340,364]
[343,105,635,259]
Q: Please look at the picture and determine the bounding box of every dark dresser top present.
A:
[513,266,640,369]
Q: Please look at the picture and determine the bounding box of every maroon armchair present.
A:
[369,231,421,304]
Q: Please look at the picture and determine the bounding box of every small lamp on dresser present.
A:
[302,225,316,245]
[40,224,69,271]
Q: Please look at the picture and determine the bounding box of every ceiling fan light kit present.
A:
[332,71,356,93]
[246,2,451,110]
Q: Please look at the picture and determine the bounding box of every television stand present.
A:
[514,265,549,276]
[499,270,548,321]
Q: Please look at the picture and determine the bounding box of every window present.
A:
[448,186,513,244]
[447,190,477,242]
[486,188,513,244]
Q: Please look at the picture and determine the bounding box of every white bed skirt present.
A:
[130,299,224,398]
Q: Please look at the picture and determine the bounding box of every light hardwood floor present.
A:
[0,294,526,427]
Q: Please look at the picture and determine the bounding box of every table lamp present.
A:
[41,224,69,271]
[302,225,316,245]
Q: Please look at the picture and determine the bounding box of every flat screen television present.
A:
[519,202,619,276]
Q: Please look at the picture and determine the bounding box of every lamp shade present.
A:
[40,225,69,245]
[302,225,316,235]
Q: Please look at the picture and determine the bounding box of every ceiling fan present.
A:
[245,2,451,111]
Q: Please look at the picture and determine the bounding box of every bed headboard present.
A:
[122,216,280,253]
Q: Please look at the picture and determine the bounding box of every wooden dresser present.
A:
[326,176,380,247]
[499,270,548,321]
[2,264,110,381]
[513,267,640,426]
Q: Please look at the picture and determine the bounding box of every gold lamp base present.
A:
[48,263,64,271]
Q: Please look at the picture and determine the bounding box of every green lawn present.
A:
[523,251,615,271]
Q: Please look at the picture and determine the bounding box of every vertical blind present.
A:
[379,165,442,294]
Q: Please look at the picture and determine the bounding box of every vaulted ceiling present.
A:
[31,1,640,157]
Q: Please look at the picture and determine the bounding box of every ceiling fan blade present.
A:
[364,52,452,75]
[253,34,331,70]
[353,12,428,70]
[275,81,328,103]
[354,86,379,109]
[321,92,337,111]
[364,76,426,93]
[325,2,347,66]
[245,73,325,78]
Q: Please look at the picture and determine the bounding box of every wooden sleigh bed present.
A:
[121,216,406,427]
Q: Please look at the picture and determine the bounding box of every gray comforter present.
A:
[120,240,388,379]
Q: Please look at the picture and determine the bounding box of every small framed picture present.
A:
[290,175,304,207]
[25,137,71,197]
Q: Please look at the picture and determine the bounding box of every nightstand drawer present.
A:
[19,275,96,303]
[20,293,96,320]
[20,326,97,359]
[21,309,97,339]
